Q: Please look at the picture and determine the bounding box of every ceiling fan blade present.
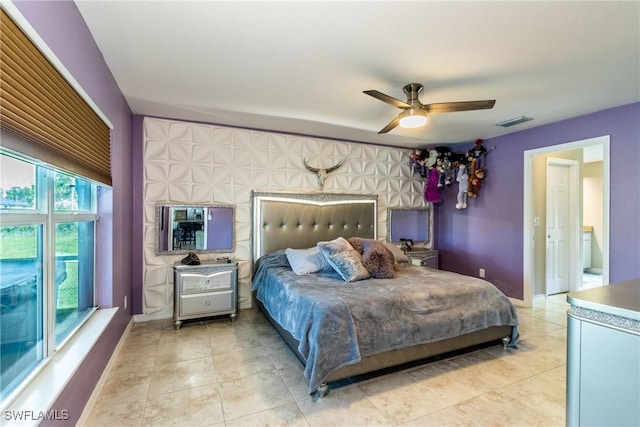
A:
[364,90,411,109]
[378,116,401,134]
[425,100,496,113]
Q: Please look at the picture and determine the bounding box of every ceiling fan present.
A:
[363,83,496,134]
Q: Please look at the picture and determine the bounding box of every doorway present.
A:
[522,136,610,307]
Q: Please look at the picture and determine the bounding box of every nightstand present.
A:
[173,260,238,330]
[406,249,439,269]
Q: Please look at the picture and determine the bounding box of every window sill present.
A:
[1,307,118,425]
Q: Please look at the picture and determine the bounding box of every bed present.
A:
[250,191,519,398]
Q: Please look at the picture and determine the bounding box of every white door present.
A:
[546,162,570,294]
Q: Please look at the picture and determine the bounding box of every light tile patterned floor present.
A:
[83,294,569,426]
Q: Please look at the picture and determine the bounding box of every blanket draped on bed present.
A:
[252,250,519,394]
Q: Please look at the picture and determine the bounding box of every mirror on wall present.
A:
[156,203,235,255]
[387,207,433,249]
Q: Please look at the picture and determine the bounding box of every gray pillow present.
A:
[325,249,370,282]
[317,237,370,282]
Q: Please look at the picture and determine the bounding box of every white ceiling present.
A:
[75,1,639,149]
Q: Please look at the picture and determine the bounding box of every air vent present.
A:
[496,116,534,128]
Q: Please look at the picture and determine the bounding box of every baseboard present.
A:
[133,312,172,323]
[509,296,526,308]
[133,304,252,322]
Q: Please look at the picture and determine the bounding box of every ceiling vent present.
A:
[496,116,534,128]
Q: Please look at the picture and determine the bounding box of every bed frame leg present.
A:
[311,383,329,401]
[502,337,509,350]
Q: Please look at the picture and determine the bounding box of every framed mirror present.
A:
[387,207,433,249]
[155,203,235,255]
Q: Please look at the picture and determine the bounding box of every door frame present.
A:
[545,158,580,296]
[523,136,610,307]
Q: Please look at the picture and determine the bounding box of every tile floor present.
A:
[83,294,570,426]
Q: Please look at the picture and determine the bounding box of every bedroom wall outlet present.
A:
[479,268,486,278]
[124,295,128,310]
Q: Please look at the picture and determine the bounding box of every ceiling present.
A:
[75,1,639,149]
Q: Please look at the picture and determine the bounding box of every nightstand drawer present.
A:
[181,270,232,293]
[407,249,439,269]
[180,291,234,316]
[420,255,439,269]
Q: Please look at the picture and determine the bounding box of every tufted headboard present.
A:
[251,191,377,264]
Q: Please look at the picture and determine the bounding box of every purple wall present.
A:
[436,103,640,299]
[132,115,145,314]
[12,1,133,424]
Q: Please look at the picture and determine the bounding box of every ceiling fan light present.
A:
[399,111,427,128]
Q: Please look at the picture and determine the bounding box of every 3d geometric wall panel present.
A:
[142,116,426,317]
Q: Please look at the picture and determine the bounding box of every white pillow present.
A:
[317,236,353,254]
[384,242,411,264]
[285,247,329,275]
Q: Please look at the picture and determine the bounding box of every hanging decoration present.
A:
[410,139,493,209]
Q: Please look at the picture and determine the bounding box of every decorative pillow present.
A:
[325,248,370,282]
[285,247,329,275]
[383,242,411,264]
[347,237,364,254]
[317,236,353,254]
[361,239,396,279]
[317,237,369,282]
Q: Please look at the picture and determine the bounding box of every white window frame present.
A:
[0,150,99,407]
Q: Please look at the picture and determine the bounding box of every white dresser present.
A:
[566,279,640,426]
[173,260,238,329]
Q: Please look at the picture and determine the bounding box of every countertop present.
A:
[567,278,640,322]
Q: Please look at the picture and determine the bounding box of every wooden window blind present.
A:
[0,8,112,186]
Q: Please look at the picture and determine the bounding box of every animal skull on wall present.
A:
[303,158,347,191]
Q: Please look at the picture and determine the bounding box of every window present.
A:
[0,151,98,401]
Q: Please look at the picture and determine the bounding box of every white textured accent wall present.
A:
[142,116,426,316]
